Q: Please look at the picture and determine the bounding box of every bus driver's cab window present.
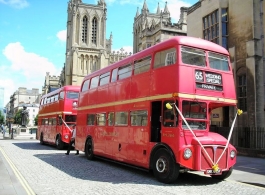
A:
[163,100,178,127]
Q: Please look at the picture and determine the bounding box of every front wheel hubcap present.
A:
[156,158,167,173]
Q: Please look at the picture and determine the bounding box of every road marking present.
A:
[237,166,259,170]
[0,146,35,195]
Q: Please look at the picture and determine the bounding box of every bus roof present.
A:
[83,36,229,81]
[41,85,80,99]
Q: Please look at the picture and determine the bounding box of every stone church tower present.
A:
[133,1,188,53]
[60,0,128,86]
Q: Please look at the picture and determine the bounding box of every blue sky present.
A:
[0,0,197,106]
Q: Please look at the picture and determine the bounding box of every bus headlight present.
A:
[64,135,69,139]
[184,148,192,159]
[230,150,236,159]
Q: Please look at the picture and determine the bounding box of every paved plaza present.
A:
[0,136,265,195]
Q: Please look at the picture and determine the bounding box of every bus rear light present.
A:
[230,150,236,159]
[183,148,192,159]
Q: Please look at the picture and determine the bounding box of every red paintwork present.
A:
[37,85,80,145]
[75,36,237,173]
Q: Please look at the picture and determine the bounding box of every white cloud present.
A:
[113,46,133,55]
[1,42,58,105]
[161,0,192,22]
[0,0,29,9]
[57,30,67,42]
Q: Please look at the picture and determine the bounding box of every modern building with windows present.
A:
[187,0,265,127]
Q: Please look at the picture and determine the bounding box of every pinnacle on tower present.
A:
[163,1,170,14]
[156,2,160,14]
[135,7,139,17]
[142,0,149,13]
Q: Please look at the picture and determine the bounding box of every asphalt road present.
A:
[0,139,264,195]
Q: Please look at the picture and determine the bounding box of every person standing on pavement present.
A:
[65,124,79,155]
[2,124,6,137]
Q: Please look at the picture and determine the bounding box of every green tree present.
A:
[14,109,22,125]
[34,114,38,126]
[0,111,4,124]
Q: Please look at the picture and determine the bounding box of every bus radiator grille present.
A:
[200,146,228,170]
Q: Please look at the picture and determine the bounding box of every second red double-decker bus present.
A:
[37,85,80,149]
[75,36,240,183]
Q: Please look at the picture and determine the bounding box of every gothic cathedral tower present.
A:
[133,0,188,53]
[62,0,112,86]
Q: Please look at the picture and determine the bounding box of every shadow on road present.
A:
[13,142,57,151]
[33,152,221,186]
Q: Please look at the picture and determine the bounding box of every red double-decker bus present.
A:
[37,86,80,149]
[75,36,239,183]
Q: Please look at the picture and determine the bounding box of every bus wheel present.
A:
[85,139,94,160]
[40,133,44,145]
[56,135,64,150]
[152,148,179,184]
[211,167,233,180]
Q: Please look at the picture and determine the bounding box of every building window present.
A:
[82,16,88,43]
[221,8,228,49]
[92,17,97,45]
[238,74,247,111]
[203,9,222,46]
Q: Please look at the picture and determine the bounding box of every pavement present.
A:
[0,132,265,195]
[0,132,36,195]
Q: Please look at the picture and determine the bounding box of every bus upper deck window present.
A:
[209,52,229,71]
[181,46,206,67]
[154,48,176,69]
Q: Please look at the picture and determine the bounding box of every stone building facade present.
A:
[42,72,60,95]
[187,0,265,127]
[133,1,188,53]
[59,0,129,87]
[5,87,41,125]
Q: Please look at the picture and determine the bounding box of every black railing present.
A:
[210,126,265,149]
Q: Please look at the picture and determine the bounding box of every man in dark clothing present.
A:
[65,125,79,155]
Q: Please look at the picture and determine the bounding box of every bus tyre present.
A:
[152,148,179,184]
[40,133,44,145]
[211,167,233,180]
[56,135,64,150]
[85,139,94,160]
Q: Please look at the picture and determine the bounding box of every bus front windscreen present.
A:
[182,100,207,130]
[66,91,79,99]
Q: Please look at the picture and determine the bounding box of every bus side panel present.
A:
[130,72,151,99]
[87,88,98,105]
[115,78,131,101]
[94,126,105,154]
[131,126,149,167]
[113,126,130,162]
[50,124,57,144]
[75,110,89,152]
[104,126,114,157]
[98,85,108,104]
[108,82,116,103]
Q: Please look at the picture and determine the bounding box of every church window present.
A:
[92,17,97,44]
[82,16,88,43]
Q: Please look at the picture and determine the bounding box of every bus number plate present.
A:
[205,169,222,174]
